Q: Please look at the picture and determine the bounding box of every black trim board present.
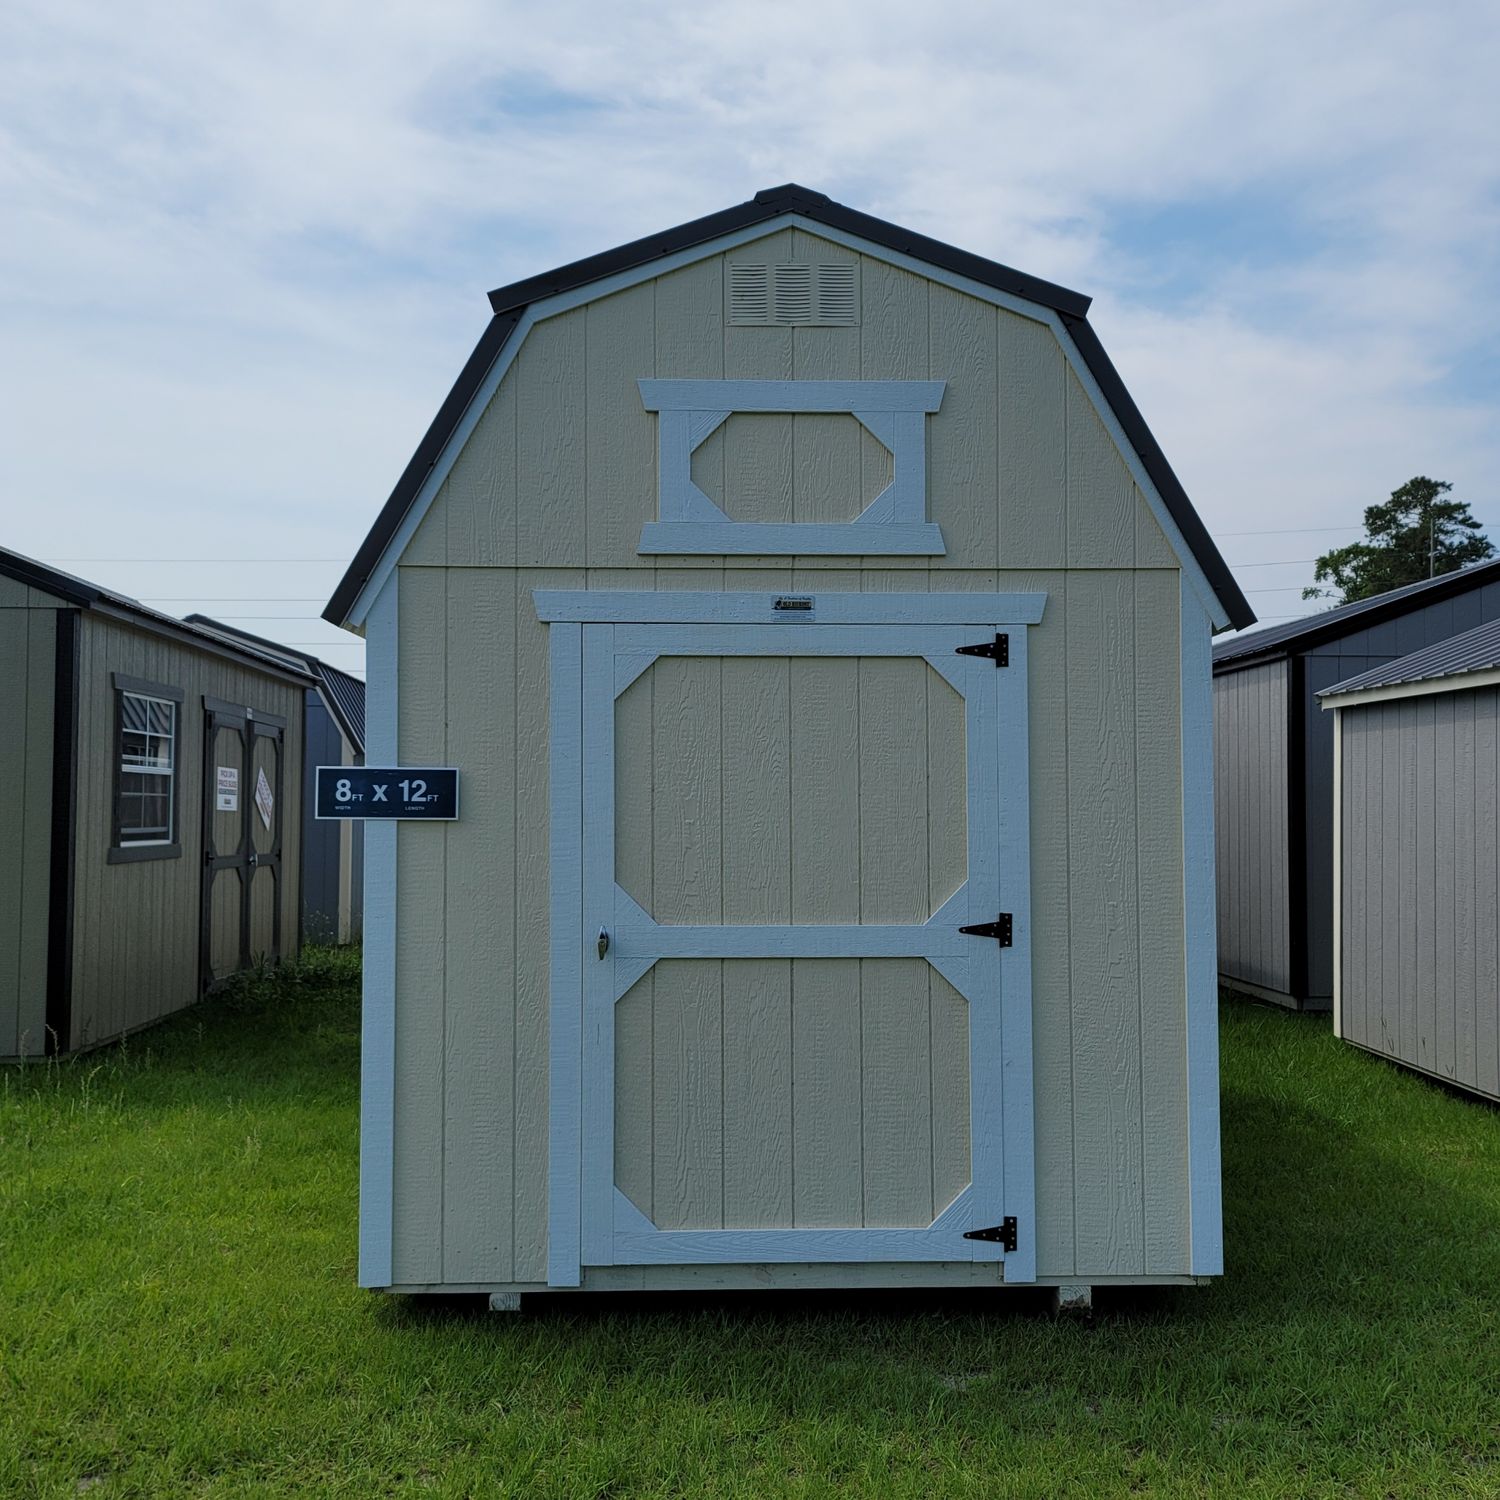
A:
[323,185,1253,629]
[45,610,80,1055]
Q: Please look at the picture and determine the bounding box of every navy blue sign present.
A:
[315,766,459,821]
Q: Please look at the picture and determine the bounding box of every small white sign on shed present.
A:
[254,767,274,831]
[216,765,239,812]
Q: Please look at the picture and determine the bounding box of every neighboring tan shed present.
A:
[1322,619,1500,1101]
[186,616,367,946]
[325,184,1254,1302]
[0,549,310,1059]
[1213,559,1500,1010]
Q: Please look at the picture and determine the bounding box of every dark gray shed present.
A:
[1,549,312,1059]
[1321,618,1500,1098]
[186,618,365,945]
[1213,558,1500,1009]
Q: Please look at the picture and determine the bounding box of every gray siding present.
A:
[301,695,343,944]
[1339,690,1500,1101]
[68,613,305,1051]
[1214,659,1290,993]
[0,588,60,1058]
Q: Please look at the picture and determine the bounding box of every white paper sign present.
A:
[216,766,239,812]
[255,767,274,831]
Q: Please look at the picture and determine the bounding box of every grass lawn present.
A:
[3,955,1499,1498]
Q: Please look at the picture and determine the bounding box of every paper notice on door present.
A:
[216,766,239,812]
[255,767,274,831]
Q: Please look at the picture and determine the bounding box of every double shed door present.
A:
[545,595,1039,1285]
[201,699,287,988]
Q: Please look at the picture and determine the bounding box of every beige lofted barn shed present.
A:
[325,185,1254,1304]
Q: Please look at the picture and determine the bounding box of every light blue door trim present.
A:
[543,596,1040,1284]
[534,591,1048,626]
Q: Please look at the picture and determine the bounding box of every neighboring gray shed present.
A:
[1213,558,1500,1010]
[324,184,1254,1303]
[1321,619,1500,1101]
[186,617,366,945]
[0,549,311,1059]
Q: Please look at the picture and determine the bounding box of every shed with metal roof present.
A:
[325,185,1250,1306]
[1320,618,1500,1100]
[1212,558,1500,1010]
[0,547,312,1059]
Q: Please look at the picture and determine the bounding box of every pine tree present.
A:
[1304,477,1493,604]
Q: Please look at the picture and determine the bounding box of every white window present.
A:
[117,691,177,845]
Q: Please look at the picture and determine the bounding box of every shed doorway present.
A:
[200,698,287,989]
[544,597,1038,1285]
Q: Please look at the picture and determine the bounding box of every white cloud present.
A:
[3,0,1498,651]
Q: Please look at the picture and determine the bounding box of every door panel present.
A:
[571,620,1028,1275]
[203,718,249,986]
[613,956,970,1233]
[247,730,282,963]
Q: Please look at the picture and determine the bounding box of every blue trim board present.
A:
[357,577,398,1288]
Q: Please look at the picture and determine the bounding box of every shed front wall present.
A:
[383,227,1201,1286]
[1213,660,1291,997]
[68,614,305,1051]
[1338,692,1500,1100]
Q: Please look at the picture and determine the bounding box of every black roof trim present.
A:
[1213,555,1500,672]
[325,185,1254,630]
[0,547,315,684]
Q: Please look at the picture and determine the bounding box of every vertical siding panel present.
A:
[442,568,516,1283]
[1339,713,1358,1042]
[1414,698,1436,1071]
[1065,369,1135,569]
[0,611,30,1055]
[1068,571,1143,1273]
[513,567,583,1280]
[789,659,863,1227]
[1397,702,1419,1066]
[1135,573,1187,1272]
[858,658,933,1225]
[19,609,55,1055]
[1364,707,1386,1052]
[442,377,517,567]
[585,284,657,567]
[391,567,447,1283]
[998,314,1067,568]
[1434,697,1456,1078]
[515,309,588,567]
[721,658,793,1228]
[927,283,998,568]
[1453,695,1478,1087]
[1379,703,1402,1054]
[1475,695,1500,1099]
[859,258,928,577]
[650,656,723,1228]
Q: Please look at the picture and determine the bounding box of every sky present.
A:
[4,1,1499,675]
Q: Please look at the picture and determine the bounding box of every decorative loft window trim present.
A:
[637,378,947,556]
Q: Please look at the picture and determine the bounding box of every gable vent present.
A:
[728,263,859,326]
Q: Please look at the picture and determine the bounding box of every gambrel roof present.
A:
[325,184,1253,629]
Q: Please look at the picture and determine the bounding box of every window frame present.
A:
[108,673,186,864]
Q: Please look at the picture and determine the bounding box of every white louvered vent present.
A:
[728,263,859,326]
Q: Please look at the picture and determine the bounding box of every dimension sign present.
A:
[315,766,459,821]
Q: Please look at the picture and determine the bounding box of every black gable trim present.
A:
[326,185,1253,630]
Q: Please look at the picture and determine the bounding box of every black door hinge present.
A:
[959,913,1013,946]
[963,1217,1018,1251]
[956,633,1008,666]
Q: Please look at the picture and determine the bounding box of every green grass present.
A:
[3,959,1499,1498]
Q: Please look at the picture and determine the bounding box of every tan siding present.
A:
[388,231,1195,1284]
[66,614,303,1052]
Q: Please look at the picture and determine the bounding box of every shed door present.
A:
[201,707,285,988]
[557,619,1035,1282]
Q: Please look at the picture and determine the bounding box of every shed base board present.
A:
[1341,1037,1500,1107]
[384,1269,1207,1295]
[1218,974,1331,1013]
